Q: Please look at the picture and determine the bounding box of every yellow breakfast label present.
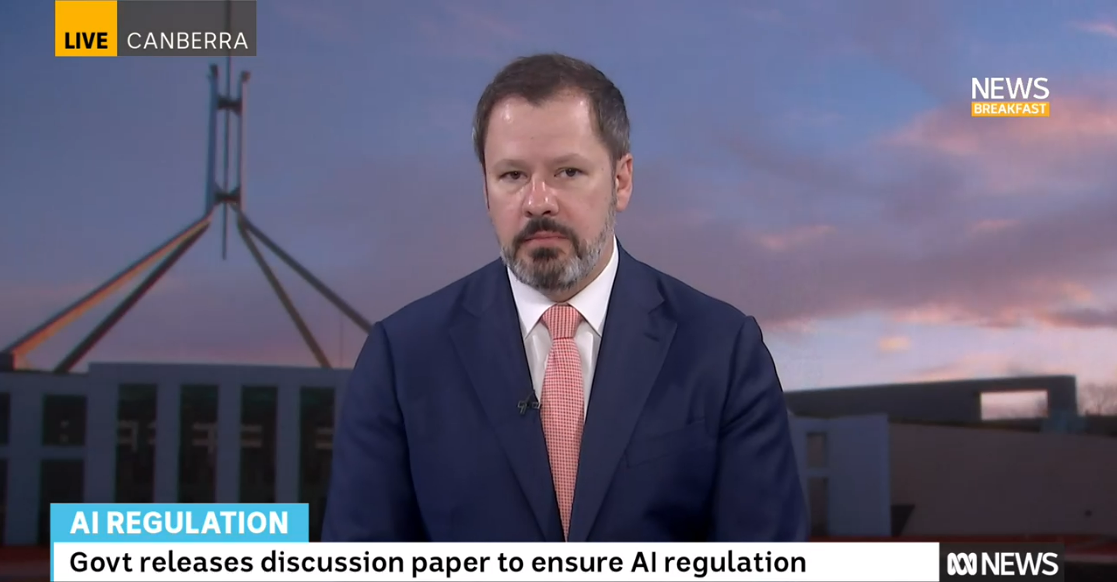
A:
[970,77,1051,118]
[971,101,1050,118]
[55,1,118,57]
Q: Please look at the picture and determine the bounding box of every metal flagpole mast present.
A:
[0,0,372,372]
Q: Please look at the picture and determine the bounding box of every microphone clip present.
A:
[518,394,541,416]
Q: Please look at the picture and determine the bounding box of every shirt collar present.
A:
[507,236,619,338]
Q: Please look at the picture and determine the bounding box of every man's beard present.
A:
[501,196,616,295]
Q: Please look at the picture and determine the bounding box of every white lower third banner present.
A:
[53,541,939,581]
[49,503,943,581]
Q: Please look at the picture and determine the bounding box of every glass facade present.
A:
[299,387,335,542]
[240,386,278,503]
[42,394,86,446]
[2,377,355,548]
[806,431,827,469]
[0,391,9,445]
[38,459,84,545]
[808,476,828,536]
[178,385,218,503]
[0,458,7,546]
[116,384,158,503]
[4,382,348,544]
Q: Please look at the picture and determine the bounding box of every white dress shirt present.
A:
[507,237,619,416]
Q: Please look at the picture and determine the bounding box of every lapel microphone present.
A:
[518,393,540,415]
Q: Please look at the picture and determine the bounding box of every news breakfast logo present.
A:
[971,77,1050,118]
[55,0,257,58]
[941,543,1064,581]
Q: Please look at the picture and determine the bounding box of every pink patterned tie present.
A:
[540,304,584,540]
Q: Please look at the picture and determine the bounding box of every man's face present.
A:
[483,92,632,295]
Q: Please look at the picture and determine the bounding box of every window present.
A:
[240,386,277,503]
[42,394,86,446]
[0,459,7,546]
[38,460,84,546]
[116,384,157,502]
[808,477,828,537]
[300,387,335,541]
[0,392,9,445]
[806,431,827,469]
[178,385,218,503]
[981,390,1049,420]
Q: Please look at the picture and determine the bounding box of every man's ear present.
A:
[614,153,634,212]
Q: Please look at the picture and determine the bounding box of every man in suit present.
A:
[322,53,808,542]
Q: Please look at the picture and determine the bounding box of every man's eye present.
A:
[501,171,524,180]
[558,168,581,178]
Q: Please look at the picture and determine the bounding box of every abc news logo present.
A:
[941,543,1064,581]
[947,552,1058,576]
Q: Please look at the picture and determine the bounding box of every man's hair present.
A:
[472,53,631,169]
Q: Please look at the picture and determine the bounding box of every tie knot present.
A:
[541,304,582,339]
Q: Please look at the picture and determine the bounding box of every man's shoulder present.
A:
[378,258,503,336]
[638,259,753,327]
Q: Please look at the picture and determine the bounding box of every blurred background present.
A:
[1,0,1115,579]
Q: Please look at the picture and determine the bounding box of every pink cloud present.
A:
[906,352,1071,384]
[968,219,1018,236]
[1040,307,1117,329]
[640,108,1117,331]
[15,119,1111,371]
[1072,20,1117,39]
[878,335,912,354]
[887,93,1117,195]
[754,225,836,252]
[8,63,1117,373]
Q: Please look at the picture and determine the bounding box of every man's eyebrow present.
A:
[489,158,526,169]
[551,154,591,166]
[489,154,592,169]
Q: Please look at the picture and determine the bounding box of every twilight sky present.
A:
[2,0,1116,395]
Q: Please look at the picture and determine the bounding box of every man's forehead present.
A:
[491,93,593,126]
[483,93,609,166]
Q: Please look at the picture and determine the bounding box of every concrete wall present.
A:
[786,376,1078,424]
[0,362,899,544]
[0,363,348,545]
[790,414,892,537]
[890,423,1117,537]
[9,363,1107,543]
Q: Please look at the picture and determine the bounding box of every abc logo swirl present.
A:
[947,553,978,576]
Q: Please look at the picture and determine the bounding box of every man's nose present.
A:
[522,177,558,216]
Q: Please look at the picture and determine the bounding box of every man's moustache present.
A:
[515,221,576,246]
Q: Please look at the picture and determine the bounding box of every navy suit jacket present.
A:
[322,246,808,542]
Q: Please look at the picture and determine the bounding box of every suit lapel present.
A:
[568,249,677,542]
[448,261,561,540]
